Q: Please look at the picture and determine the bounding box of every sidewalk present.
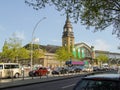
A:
[0,74,84,89]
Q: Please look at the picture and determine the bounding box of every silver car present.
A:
[74,74,120,90]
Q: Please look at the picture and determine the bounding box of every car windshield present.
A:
[74,79,119,90]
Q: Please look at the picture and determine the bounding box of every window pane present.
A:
[11,65,19,68]
[4,65,11,69]
[0,65,3,69]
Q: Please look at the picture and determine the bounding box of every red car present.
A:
[29,67,48,77]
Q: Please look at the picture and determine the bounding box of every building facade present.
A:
[95,50,120,65]
[22,15,120,68]
[36,16,120,67]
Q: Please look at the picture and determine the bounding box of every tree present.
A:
[1,33,29,62]
[24,43,45,64]
[24,43,45,57]
[55,47,72,66]
[0,52,2,61]
[7,33,22,61]
[96,54,109,64]
[25,0,120,39]
[33,49,44,64]
[1,39,19,62]
[1,40,10,62]
[18,48,29,59]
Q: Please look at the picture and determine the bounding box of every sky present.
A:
[0,0,120,53]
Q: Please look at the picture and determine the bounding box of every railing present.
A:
[0,69,116,84]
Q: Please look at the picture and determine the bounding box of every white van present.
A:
[102,63,109,70]
[0,63,21,78]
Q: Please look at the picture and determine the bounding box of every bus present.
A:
[0,63,21,78]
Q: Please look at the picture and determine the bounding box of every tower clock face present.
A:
[69,28,72,32]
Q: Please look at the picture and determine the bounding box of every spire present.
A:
[64,13,72,28]
[66,12,69,21]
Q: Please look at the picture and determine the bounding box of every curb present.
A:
[0,70,112,89]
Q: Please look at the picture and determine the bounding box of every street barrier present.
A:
[11,70,13,82]
[0,71,2,83]
[0,69,117,84]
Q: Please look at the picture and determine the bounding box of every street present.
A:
[3,76,81,90]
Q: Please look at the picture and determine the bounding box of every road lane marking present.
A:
[62,84,76,89]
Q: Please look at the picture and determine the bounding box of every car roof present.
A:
[83,74,120,81]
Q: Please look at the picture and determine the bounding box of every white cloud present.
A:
[93,39,110,51]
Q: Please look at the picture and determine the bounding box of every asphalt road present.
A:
[3,76,81,90]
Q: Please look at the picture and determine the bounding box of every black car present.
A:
[74,66,82,73]
[73,74,120,90]
[52,67,68,75]
[93,66,101,71]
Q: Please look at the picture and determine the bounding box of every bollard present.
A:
[0,71,2,83]
[11,70,14,82]
[47,72,49,78]
[32,73,34,79]
[22,70,24,80]
[40,72,41,79]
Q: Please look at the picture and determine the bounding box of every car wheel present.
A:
[14,73,19,78]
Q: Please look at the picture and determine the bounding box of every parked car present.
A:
[93,66,101,71]
[66,66,75,73]
[82,67,93,72]
[0,63,21,78]
[73,74,120,90]
[29,67,48,77]
[74,66,83,73]
[52,67,68,75]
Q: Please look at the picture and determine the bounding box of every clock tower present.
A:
[62,14,75,52]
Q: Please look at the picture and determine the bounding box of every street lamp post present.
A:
[30,17,46,70]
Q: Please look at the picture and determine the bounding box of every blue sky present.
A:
[0,0,119,53]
